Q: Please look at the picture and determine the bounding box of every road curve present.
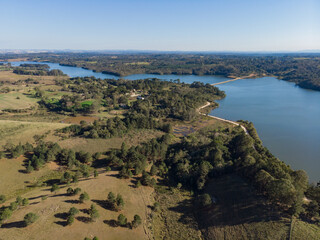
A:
[197,102,249,134]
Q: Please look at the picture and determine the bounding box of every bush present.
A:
[22,198,29,206]
[0,195,6,204]
[73,187,82,195]
[68,207,79,216]
[66,215,75,225]
[67,187,74,195]
[153,202,160,212]
[79,192,90,203]
[117,214,127,226]
[51,184,59,193]
[9,202,18,211]
[24,212,39,226]
[89,204,99,221]
[196,193,212,208]
[131,214,142,228]
[0,208,12,222]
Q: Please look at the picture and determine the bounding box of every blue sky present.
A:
[1,0,319,51]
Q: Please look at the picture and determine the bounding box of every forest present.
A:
[1,52,320,90]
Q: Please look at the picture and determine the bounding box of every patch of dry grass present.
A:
[0,120,69,148]
[0,171,154,240]
[0,70,67,83]
[0,92,38,110]
[0,156,62,199]
[59,129,163,153]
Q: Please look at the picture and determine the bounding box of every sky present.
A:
[0,0,319,52]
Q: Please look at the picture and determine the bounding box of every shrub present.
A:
[0,195,6,204]
[24,212,39,226]
[131,214,142,228]
[22,198,29,206]
[68,207,79,216]
[117,214,127,226]
[196,193,212,208]
[89,204,99,221]
[79,192,90,203]
[66,215,75,225]
[51,184,59,193]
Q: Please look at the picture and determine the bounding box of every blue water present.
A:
[9,61,320,182]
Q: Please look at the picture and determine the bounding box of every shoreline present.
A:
[198,102,248,134]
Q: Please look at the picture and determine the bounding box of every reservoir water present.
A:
[10,61,320,182]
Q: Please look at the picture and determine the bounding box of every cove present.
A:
[9,61,320,182]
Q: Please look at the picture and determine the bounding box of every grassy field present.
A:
[0,70,67,83]
[0,120,69,148]
[59,129,164,153]
[152,187,201,240]
[0,170,154,240]
[0,92,38,110]
[291,218,320,240]
[0,156,61,199]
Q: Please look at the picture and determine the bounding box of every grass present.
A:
[0,170,154,240]
[0,120,69,148]
[198,174,291,240]
[152,186,201,240]
[81,100,94,107]
[0,92,38,110]
[58,129,164,153]
[0,156,62,199]
[0,70,67,83]
[172,115,233,137]
[291,219,320,239]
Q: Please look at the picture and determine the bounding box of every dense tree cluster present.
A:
[13,64,65,76]
[1,142,93,175]
[164,123,310,215]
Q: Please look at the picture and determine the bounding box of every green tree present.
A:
[66,215,75,225]
[26,161,34,173]
[67,187,74,196]
[51,184,59,194]
[24,212,39,226]
[68,207,79,216]
[116,194,124,210]
[79,192,90,203]
[117,214,127,226]
[107,192,116,207]
[16,196,23,206]
[131,214,142,228]
[89,204,99,221]
[0,208,12,222]
[94,170,98,178]
[196,194,212,208]
[9,202,18,211]
[135,180,142,188]
[22,198,29,206]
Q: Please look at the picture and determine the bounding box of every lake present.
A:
[10,61,320,182]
